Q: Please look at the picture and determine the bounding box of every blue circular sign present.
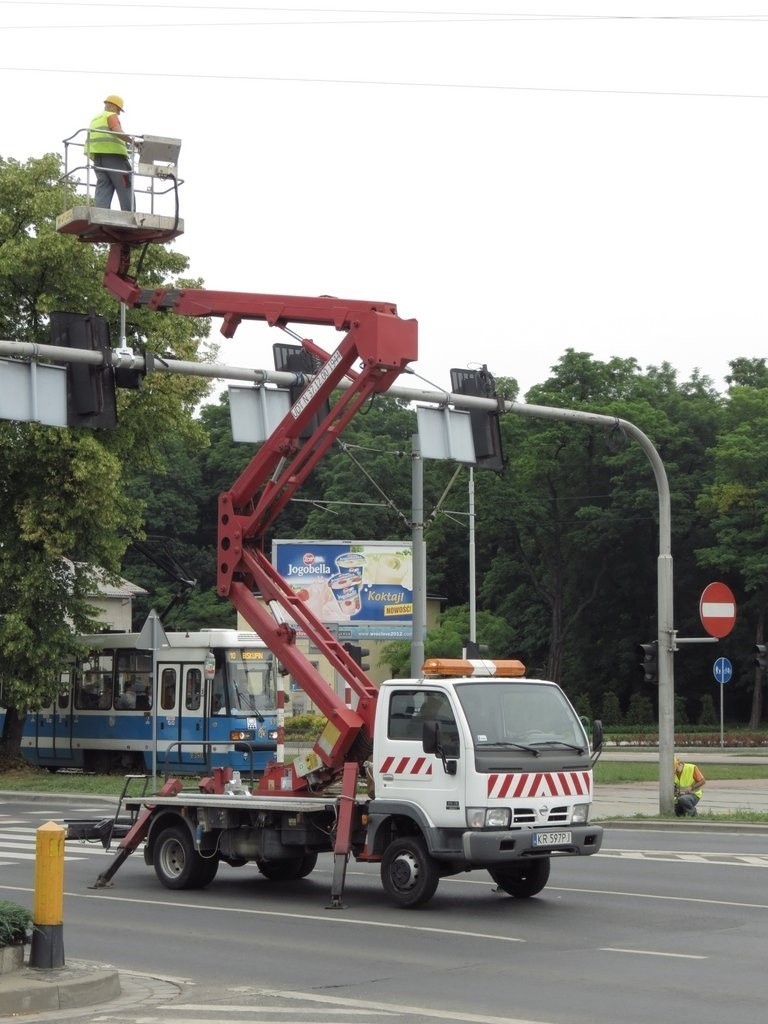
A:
[713,656,732,684]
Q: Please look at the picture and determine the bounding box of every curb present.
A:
[0,961,120,1015]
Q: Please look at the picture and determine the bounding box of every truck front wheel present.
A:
[489,858,550,898]
[381,837,440,908]
[153,825,219,890]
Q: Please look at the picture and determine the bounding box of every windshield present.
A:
[455,681,587,752]
[224,649,276,715]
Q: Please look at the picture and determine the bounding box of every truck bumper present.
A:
[461,824,603,863]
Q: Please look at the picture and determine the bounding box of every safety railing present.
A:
[60,127,183,218]
[161,739,260,784]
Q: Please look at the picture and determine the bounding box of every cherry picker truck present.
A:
[60,215,604,909]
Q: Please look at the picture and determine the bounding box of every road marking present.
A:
[600,947,707,960]
[599,849,768,867]
[553,884,768,910]
[161,987,553,1024]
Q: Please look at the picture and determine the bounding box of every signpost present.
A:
[713,656,732,749]
[699,581,737,638]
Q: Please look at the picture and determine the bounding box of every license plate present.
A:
[532,830,572,847]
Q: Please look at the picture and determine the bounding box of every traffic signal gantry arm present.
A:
[102,243,418,786]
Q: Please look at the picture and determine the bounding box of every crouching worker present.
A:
[674,755,706,816]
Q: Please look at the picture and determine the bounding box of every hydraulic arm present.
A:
[102,243,418,789]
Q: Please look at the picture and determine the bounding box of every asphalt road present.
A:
[2,792,768,1024]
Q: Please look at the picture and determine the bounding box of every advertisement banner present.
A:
[272,540,413,638]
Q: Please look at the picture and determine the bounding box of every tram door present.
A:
[156,663,207,769]
[32,671,74,766]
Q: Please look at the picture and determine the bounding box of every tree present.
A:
[0,154,213,758]
[696,369,768,727]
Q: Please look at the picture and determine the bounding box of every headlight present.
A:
[466,807,511,829]
[572,803,589,824]
[229,729,254,741]
[268,729,278,740]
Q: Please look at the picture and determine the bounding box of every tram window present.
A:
[57,672,71,710]
[116,651,152,710]
[75,656,114,710]
[185,668,202,711]
[161,668,177,711]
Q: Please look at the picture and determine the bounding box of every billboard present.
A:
[272,540,413,640]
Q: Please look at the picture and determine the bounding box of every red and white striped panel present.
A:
[379,756,434,777]
[487,771,592,800]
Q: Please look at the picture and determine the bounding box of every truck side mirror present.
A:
[591,718,603,766]
[422,721,457,775]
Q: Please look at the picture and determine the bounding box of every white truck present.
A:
[93,657,603,908]
[62,219,603,908]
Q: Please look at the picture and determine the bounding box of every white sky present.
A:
[3,1,768,400]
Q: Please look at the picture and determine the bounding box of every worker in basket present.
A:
[674,755,706,816]
[84,94,134,211]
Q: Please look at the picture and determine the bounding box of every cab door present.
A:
[378,688,466,826]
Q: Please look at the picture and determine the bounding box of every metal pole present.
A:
[468,468,476,644]
[410,433,426,677]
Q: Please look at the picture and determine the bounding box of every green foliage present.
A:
[284,713,326,738]
[624,693,655,726]
[0,900,32,947]
[674,694,688,726]
[600,691,623,727]
[698,693,718,726]
[572,693,593,722]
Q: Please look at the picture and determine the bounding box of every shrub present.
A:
[624,693,654,726]
[284,713,327,740]
[600,691,622,727]
[0,901,32,947]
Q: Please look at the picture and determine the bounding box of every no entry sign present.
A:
[699,581,737,638]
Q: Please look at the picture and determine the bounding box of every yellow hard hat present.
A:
[104,94,124,112]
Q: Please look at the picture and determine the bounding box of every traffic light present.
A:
[638,642,658,684]
[273,343,330,441]
[50,310,117,429]
[463,640,489,658]
[343,642,371,672]
[755,645,768,673]
[450,365,505,472]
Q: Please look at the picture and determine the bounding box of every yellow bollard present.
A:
[29,821,65,969]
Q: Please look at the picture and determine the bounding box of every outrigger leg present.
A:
[90,778,182,889]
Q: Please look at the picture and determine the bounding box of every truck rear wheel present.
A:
[489,858,550,898]
[381,837,440,908]
[153,825,219,889]
[256,851,317,881]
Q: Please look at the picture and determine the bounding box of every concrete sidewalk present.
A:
[593,777,768,820]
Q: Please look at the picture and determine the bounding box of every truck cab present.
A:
[365,659,603,906]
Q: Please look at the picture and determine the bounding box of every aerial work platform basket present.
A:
[56,129,184,246]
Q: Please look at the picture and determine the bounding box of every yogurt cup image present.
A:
[335,552,366,579]
[328,571,364,616]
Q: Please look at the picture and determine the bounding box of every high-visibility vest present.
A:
[85,111,127,158]
[676,762,703,799]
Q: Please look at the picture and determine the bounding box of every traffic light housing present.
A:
[273,343,330,441]
[755,644,768,673]
[343,642,371,672]
[638,642,658,684]
[463,640,490,658]
[50,310,117,429]
[450,365,505,472]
